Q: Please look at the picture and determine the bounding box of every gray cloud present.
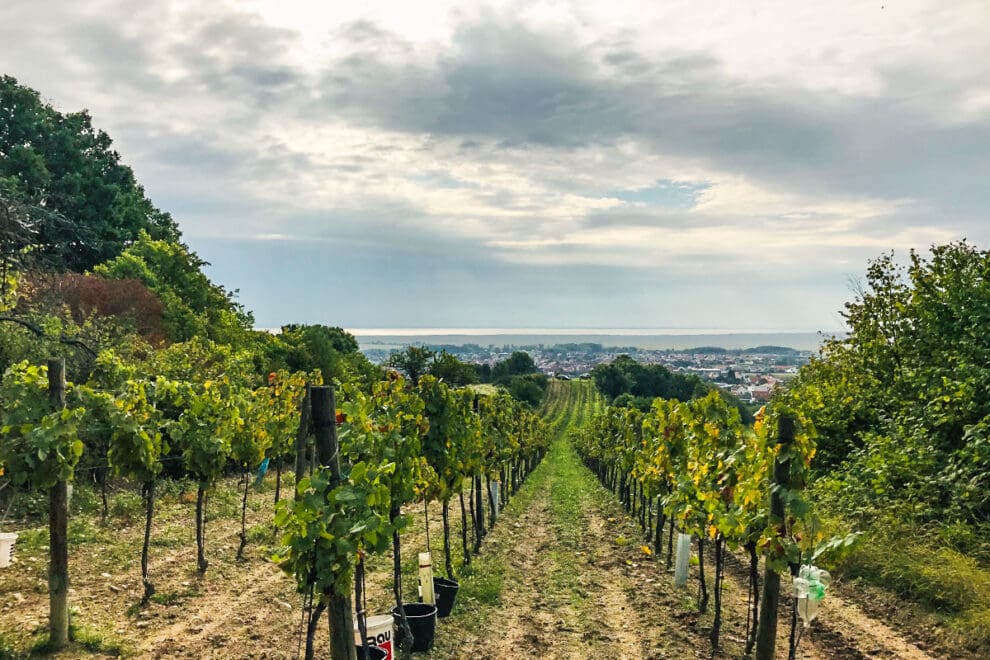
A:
[2,1,986,330]
[311,16,989,222]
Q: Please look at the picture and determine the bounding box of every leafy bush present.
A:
[788,242,990,525]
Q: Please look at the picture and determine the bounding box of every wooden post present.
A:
[474,474,485,543]
[755,415,795,660]
[311,386,356,660]
[47,357,70,649]
[294,383,312,501]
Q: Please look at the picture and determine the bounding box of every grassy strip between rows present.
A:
[424,380,595,655]
[423,431,555,655]
[547,432,592,611]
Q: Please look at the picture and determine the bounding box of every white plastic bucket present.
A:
[354,614,394,660]
[0,532,17,569]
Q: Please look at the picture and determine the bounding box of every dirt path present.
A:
[0,480,308,659]
[717,544,936,660]
[464,454,647,658]
[471,495,562,656]
[137,560,293,659]
[801,590,936,660]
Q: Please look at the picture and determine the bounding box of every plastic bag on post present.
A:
[793,564,831,627]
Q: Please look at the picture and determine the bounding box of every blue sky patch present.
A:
[608,180,711,208]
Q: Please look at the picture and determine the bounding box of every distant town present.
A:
[361,342,812,405]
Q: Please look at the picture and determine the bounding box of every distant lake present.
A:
[348,328,843,352]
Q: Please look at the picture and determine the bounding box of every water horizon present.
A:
[343,328,842,352]
[345,327,839,336]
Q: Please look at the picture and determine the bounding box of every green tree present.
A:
[593,355,752,422]
[427,349,479,386]
[145,336,257,387]
[260,324,378,385]
[508,373,548,407]
[0,76,179,271]
[787,241,990,524]
[491,351,537,383]
[94,232,253,346]
[385,345,434,385]
[591,360,633,399]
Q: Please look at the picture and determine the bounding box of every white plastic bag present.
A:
[792,564,831,627]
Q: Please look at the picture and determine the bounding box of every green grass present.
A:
[67,516,115,546]
[71,624,132,656]
[247,522,274,544]
[833,519,990,655]
[148,523,186,548]
[107,489,143,519]
[25,622,132,658]
[149,581,201,606]
[0,633,19,660]
[205,482,242,521]
[425,380,600,647]
[547,439,589,608]
[10,527,46,551]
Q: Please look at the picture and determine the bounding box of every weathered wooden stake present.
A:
[47,357,70,649]
[311,386,357,660]
[141,480,156,603]
[195,485,208,573]
[293,383,312,501]
[475,474,486,540]
[755,415,795,660]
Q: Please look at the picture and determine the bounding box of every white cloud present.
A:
[2,0,986,328]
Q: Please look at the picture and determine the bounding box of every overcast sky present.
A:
[3,0,988,331]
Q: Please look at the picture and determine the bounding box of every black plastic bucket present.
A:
[355,646,387,660]
[433,576,460,618]
[391,602,437,652]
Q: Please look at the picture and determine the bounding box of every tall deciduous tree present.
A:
[385,346,434,385]
[94,231,253,346]
[1,76,179,271]
[788,241,990,523]
[428,349,479,386]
